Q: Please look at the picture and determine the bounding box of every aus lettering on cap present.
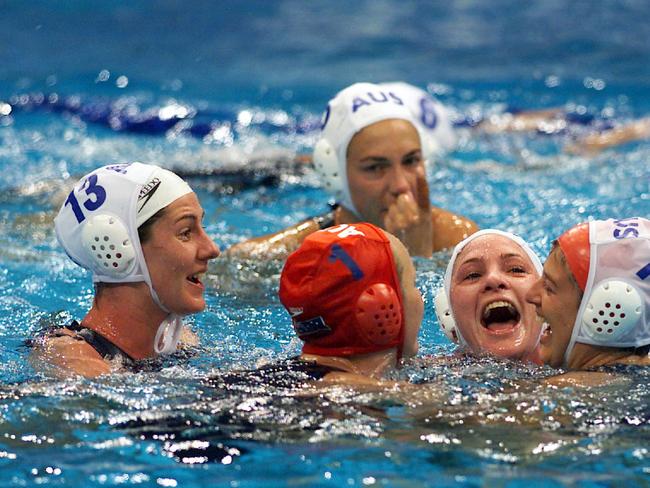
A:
[351,91,405,113]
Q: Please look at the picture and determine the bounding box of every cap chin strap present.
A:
[84,213,183,357]
[153,314,184,355]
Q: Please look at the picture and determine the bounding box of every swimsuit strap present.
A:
[314,203,339,230]
[64,321,134,362]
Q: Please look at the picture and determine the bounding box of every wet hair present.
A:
[137,207,166,244]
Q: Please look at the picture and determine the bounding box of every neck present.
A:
[335,205,359,225]
[82,282,168,360]
[301,349,398,379]
[567,342,650,369]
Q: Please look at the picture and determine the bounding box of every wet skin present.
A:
[142,193,221,315]
[450,235,542,360]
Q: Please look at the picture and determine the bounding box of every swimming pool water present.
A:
[1,1,650,486]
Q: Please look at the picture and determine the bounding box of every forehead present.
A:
[454,235,533,269]
[163,192,201,217]
[348,119,420,154]
[544,247,569,281]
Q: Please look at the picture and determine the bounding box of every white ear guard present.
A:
[563,217,650,366]
[55,162,195,356]
[313,138,344,198]
[312,82,438,216]
[80,214,136,278]
[434,287,461,343]
[580,280,643,342]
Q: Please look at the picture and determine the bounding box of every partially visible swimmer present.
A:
[435,229,544,363]
[278,222,423,385]
[565,117,650,155]
[30,163,220,378]
[227,82,479,260]
[526,217,650,373]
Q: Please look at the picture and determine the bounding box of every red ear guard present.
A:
[279,223,404,357]
[355,283,402,346]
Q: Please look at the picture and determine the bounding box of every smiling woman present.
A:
[29,162,221,378]
[526,217,650,371]
[435,229,543,362]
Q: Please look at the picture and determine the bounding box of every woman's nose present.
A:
[199,230,221,260]
[388,165,411,196]
[482,268,508,291]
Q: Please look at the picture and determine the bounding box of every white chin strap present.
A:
[153,314,184,355]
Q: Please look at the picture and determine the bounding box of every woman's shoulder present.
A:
[430,206,479,251]
[30,325,111,378]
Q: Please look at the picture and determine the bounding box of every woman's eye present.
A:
[363,164,385,173]
[463,272,481,281]
[509,266,527,274]
[179,229,191,240]
[403,155,422,166]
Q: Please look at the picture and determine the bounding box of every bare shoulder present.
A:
[320,371,398,389]
[225,218,321,260]
[543,370,626,388]
[31,332,111,378]
[430,206,478,251]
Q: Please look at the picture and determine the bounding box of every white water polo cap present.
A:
[313,82,438,216]
[434,229,543,345]
[379,82,457,156]
[54,162,193,354]
[561,217,650,366]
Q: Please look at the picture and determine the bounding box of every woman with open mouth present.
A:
[435,229,544,362]
[526,218,650,371]
[30,162,221,378]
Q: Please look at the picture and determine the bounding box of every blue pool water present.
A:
[1,1,650,486]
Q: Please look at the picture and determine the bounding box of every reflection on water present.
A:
[0,73,649,487]
[1,358,648,485]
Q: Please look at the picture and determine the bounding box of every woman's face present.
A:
[346,119,425,227]
[525,246,582,367]
[449,235,542,360]
[142,193,220,315]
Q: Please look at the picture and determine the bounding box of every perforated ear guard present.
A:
[580,279,643,343]
[355,283,402,345]
[434,287,460,343]
[313,138,344,198]
[80,214,137,278]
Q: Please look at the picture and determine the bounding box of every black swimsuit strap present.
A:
[313,203,339,230]
[65,321,133,362]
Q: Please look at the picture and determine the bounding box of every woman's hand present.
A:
[384,168,433,258]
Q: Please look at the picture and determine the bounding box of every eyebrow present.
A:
[359,155,391,164]
[456,257,482,267]
[174,209,205,224]
[458,252,524,265]
[501,253,527,260]
[358,149,421,164]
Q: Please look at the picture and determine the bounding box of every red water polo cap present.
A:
[279,223,404,357]
[557,222,591,290]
